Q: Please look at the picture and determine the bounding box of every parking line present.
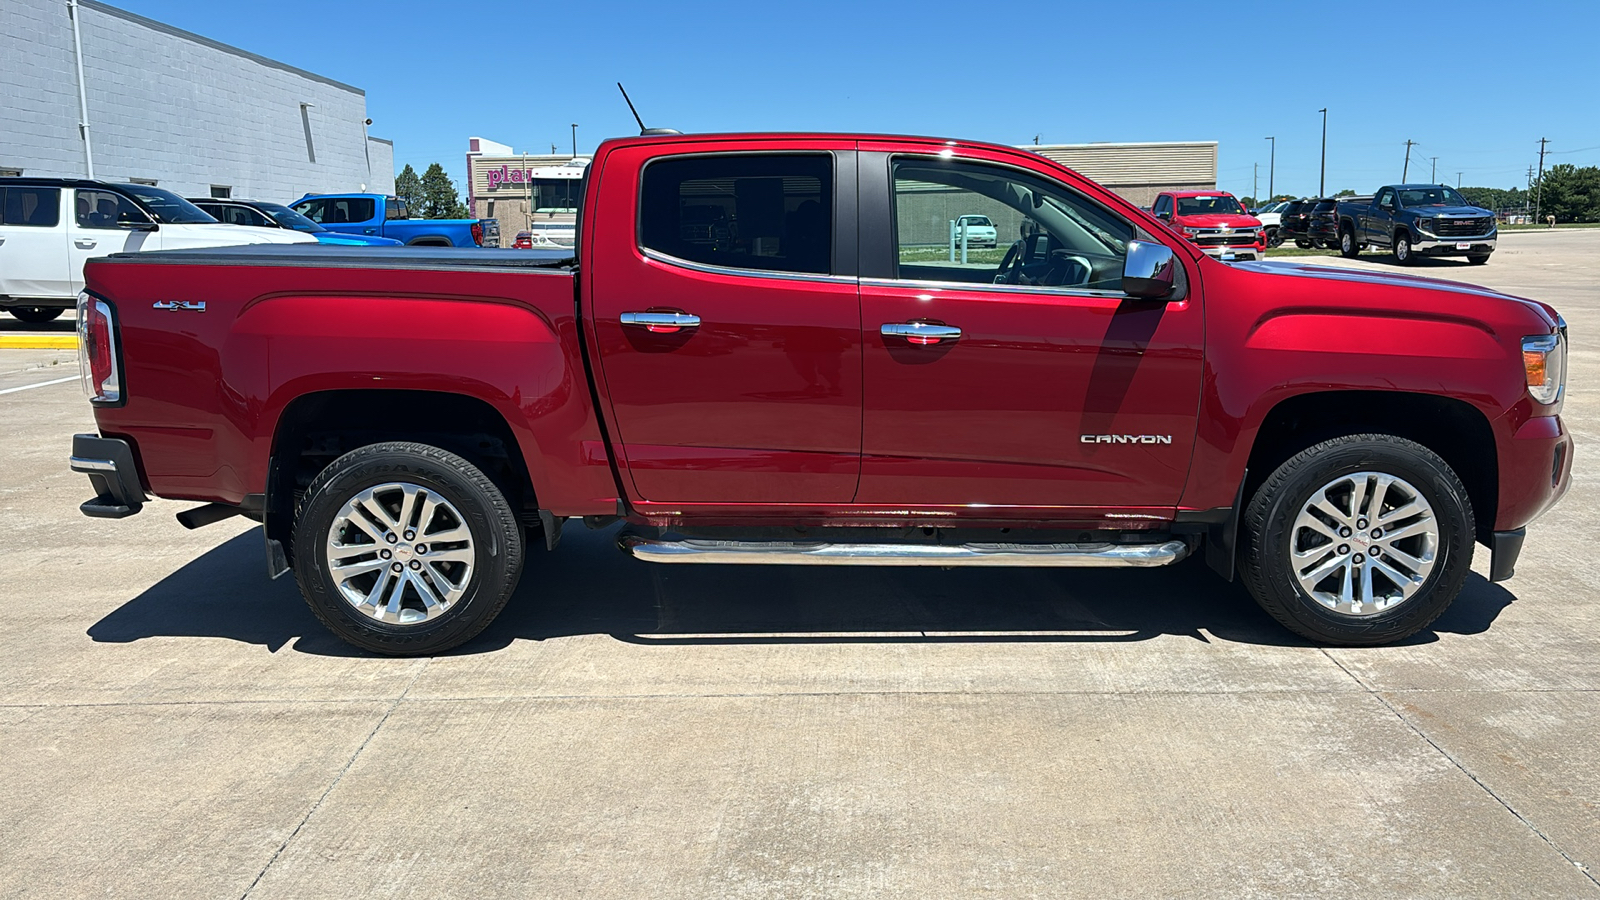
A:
[0,375,78,396]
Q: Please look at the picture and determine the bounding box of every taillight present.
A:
[76,292,122,406]
[471,221,484,246]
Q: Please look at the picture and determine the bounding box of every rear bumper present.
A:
[70,433,145,518]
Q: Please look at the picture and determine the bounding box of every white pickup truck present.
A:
[0,178,314,323]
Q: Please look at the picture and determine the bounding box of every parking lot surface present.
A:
[2,230,1597,898]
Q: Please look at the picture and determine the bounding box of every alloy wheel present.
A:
[1288,471,1438,616]
[324,482,476,624]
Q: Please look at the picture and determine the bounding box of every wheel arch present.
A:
[1242,390,1498,545]
[264,388,542,564]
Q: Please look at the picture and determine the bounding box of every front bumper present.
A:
[1413,232,1496,256]
[70,433,145,518]
[1198,244,1262,261]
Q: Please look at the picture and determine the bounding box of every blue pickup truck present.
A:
[289,193,499,247]
[1335,184,1496,265]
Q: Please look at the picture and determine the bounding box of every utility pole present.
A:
[550,143,557,154]
[571,124,578,158]
[1402,139,1416,182]
[1318,109,1328,197]
[1456,172,1462,188]
[1430,156,1438,182]
[1534,137,1549,224]
[1265,136,1276,200]
[1252,162,1258,206]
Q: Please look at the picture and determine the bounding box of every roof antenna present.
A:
[617,82,681,136]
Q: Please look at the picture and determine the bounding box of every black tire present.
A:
[1294,238,1313,249]
[7,307,64,324]
[1468,254,1491,265]
[292,441,524,656]
[1339,228,1360,258]
[1394,231,1416,265]
[1239,434,1475,646]
[1267,227,1283,248]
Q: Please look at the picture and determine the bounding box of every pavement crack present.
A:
[1318,649,1600,891]
[237,658,430,900]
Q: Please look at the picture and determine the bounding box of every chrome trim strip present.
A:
[69,456,118,473]
[639,247,855,286]
[859,277,1125,300]
[625,538,1190,568]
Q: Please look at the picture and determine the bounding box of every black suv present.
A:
[1307,198,1342,249]
[1278,199,1316,249]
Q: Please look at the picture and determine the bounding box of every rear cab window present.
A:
[639,154,833,275]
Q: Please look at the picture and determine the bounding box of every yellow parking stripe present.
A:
[0,335,78,350]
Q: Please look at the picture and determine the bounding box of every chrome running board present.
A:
[623,538,1190,568]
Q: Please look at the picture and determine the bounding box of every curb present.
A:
[0,335,77,350]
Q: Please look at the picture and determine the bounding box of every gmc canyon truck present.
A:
[69,132,1571,655]
[1337,185,1497,265]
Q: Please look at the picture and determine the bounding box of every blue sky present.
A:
[115,0,1600,199]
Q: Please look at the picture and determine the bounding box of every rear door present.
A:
[855,148,1204,516]
[0,186,72,300]
[586,141,862,505]
[68,188,159,293]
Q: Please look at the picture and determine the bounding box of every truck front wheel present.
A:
[1394,232,1415,265]
[292,441,524,656]
[1239,434,1474,646]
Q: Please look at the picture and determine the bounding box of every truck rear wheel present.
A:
[1239,434,1474,646]
[6,307,64,324]
[292,441,524,656]
[1339,228,1360,258]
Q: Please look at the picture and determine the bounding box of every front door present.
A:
[587,144,862,504]
[69,188,158,292]
[857,151,1204,515]
[0,186,71,300]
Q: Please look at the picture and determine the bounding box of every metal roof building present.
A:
[1025,142,1218,208]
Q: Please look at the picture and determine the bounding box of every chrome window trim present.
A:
[641,247,856,286]
[860,276,1126,301]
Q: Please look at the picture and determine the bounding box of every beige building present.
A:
[1025,141,1218,208]
[465,137,585,245]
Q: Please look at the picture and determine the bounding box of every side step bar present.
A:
[622,538,1190,568]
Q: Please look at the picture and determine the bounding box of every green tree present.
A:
[420,162,467,219]
[1534,164,1600,223]
[1459,185,1527,213]
[1334,189,1357,197]
[394,164,425,211]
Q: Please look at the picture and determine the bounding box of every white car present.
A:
[1253,199,1289,244]
[954,214,999,248]
[0,179,315,323]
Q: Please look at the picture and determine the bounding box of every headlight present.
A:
[1522,332,1566,406]
[1415,217,1434,234]
[1183,227,1203,235]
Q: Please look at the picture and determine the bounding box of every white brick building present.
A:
[0,0,394,202]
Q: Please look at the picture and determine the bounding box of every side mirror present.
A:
[1123,240,1178,300]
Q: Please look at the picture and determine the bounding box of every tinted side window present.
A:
[386,200,406,220]
[0,187,62,227]
[640,154,832,275]
[75,189,150,228]
[294,198,329,222]
[294,197,374,224]
[221,205,271,227]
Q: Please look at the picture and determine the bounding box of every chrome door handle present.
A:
[620,311,701,334]
[881,322,961,345]
[75,240,97,249]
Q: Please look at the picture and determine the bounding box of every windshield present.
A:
[1397,186,1470,208]
[118,185,217,224]
[959,216,992,226]
[1175,195,1244,216]
[255,202,326,233]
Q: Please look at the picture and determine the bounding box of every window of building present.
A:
[890,158,1131,291]
[1,168,26,178]
[129,177,159,186]
[639,154,832,275]
[210,185,232,199]
[0,187,61,227]
[294,196,375,224]
[74,189,151,229]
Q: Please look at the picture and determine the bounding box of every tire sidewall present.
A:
[295,447,519,654]
[1250,439,1474,644]
[1395,234,1411,263]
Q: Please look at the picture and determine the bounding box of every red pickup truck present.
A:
[69,132,1572,655]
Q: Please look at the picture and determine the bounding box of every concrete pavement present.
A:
[1,229,1597,898]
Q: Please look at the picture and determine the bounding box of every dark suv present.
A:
[1278,199,1315,248]
[1307,198,1343,249]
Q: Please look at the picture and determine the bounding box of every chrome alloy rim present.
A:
[1289,471,1439,616]
[325,482,475,625]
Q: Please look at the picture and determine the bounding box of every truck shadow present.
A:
[88,525,1517,656]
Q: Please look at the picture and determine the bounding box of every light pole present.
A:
[1318,109,1327,197]
[571,124,578,158]
[1264,136,1275,201]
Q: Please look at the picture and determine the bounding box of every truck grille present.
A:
[1433,217,1492,237]
[1193,230,1260,247]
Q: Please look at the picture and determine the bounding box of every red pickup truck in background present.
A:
[70,132,1571,655]
[1151,190,1266,261]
